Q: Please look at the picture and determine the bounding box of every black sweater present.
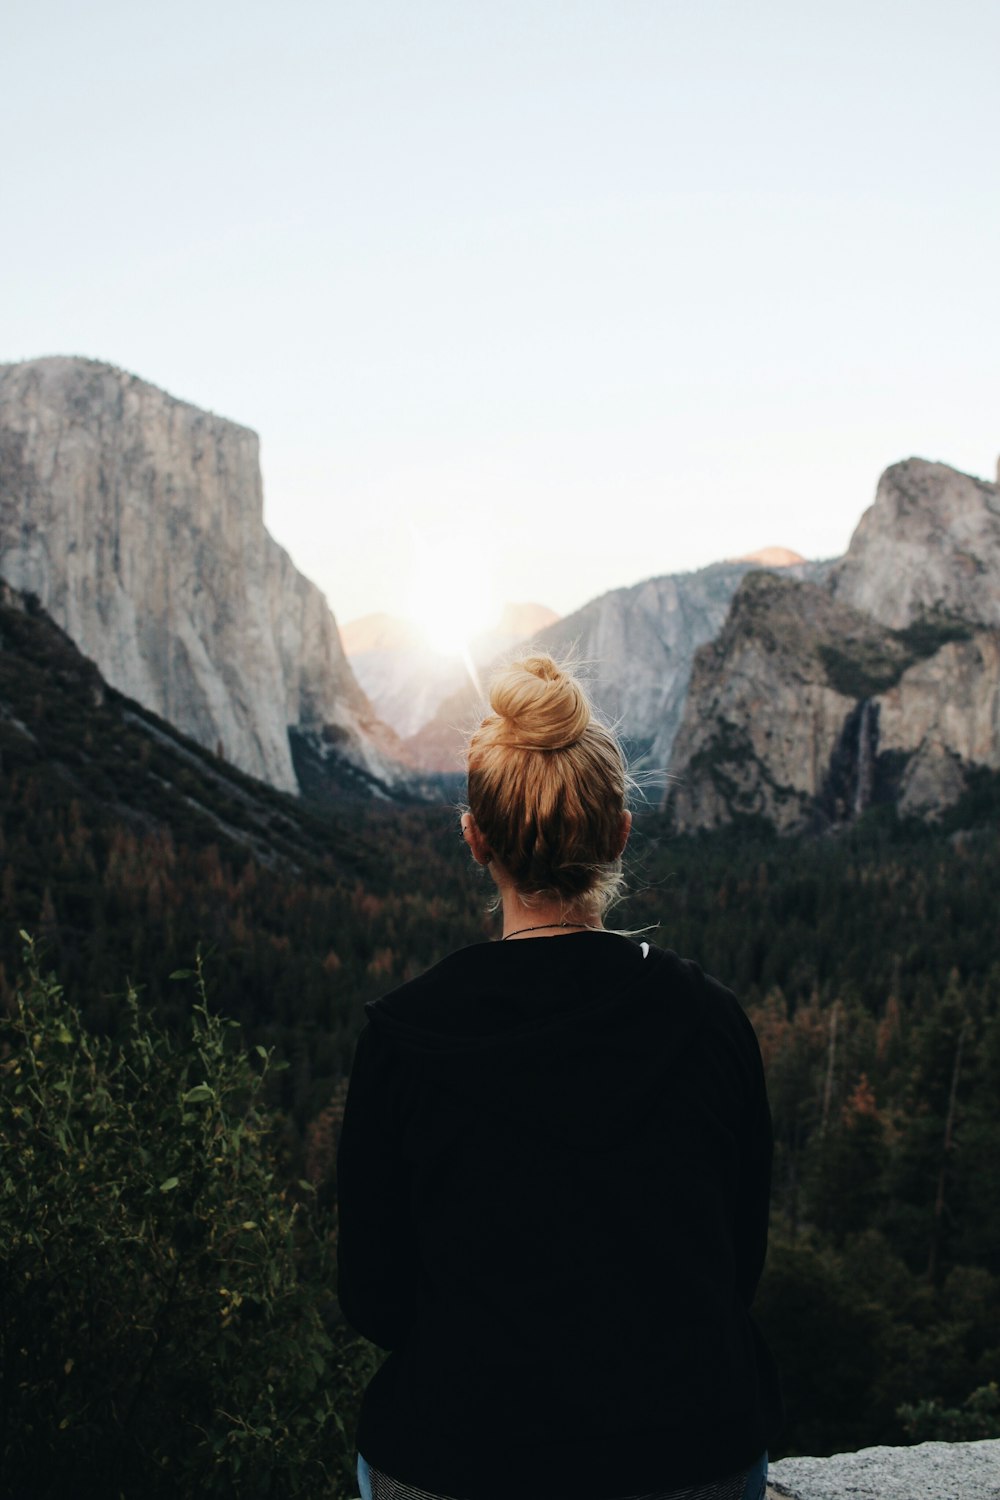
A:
[336,933,783,1499]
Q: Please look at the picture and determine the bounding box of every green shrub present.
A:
[0,936,374,1498]
[898,1382,1000,1442]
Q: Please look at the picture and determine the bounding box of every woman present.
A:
[337,654,782,1500]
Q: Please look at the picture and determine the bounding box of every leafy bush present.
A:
[898,1383,1000,1442]
[0,936,374,1498]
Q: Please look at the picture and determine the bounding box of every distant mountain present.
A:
[342,602,559,739]
[403,559,829,775]
[493,601,560,640]
[339,613,420,655]
[730,546,807,568]
[9,354,991,830]
[0,357,414,800]
[668,458,1000,831]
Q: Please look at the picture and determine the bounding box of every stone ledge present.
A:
[349,1441,1000,1500]
[766,1438,1000,1499]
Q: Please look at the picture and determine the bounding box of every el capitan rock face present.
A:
[0,357,408,797]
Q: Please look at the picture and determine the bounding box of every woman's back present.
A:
[336,931,782,1500]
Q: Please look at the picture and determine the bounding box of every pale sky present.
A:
[3,0,999,631]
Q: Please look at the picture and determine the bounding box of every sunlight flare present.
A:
[405,524,496,693]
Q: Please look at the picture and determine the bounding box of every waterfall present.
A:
[854,698,876,816]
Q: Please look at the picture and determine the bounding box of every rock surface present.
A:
[668,456,1000,831]
[831,458,1000,629]
[0,357,407,796]
[877,631,1000,816]
[666,572,909,832]
[767,1437,1000,1499]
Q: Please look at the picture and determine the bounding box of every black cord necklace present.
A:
[501,921,599,941]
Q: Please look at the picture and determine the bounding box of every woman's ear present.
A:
[616,809,633,859]
[461,813,493,868]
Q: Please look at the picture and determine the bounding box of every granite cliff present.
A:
[0,357,409,798]
[668,458,1000,831]
[830,458,1000,629]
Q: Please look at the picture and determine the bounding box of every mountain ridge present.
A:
[5,354,996,830]
[0,577,378,871]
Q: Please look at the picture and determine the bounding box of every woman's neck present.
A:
[498,888,603,941]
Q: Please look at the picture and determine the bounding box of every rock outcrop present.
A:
[876,631,1000,816]
[767,1437,1000,1499]
[667,573,907,832]
[668,568,1000,833]
[830,458,1000,629]
[0,357,408,797]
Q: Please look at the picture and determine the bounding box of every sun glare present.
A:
[405,525,498,666]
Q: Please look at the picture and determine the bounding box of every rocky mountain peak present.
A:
[668,483,1000,833]
[494,601,560,637]
[729,545,806,568]
[830,457,1000,629]
[339,612,422,655]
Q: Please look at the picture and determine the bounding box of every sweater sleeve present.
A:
[336,1021,417,1350]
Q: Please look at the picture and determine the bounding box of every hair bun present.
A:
[488,654,591,751]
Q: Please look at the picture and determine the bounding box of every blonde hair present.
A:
[466,654,629,914]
